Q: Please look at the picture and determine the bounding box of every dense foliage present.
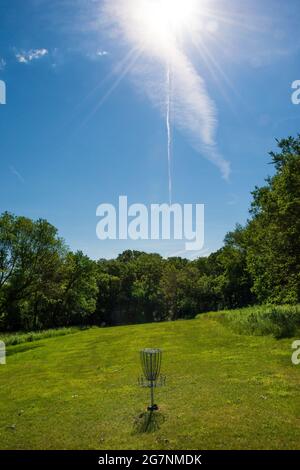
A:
[0,135,299,331]
[245,136,300,303]
[204,304,300,339]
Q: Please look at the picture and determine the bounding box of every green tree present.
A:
[0,212,66,330]
[160,263,179,320]
[96,271,121,325]
[132,253,164,322]
[245,136,300,303]
[57,251,98,326]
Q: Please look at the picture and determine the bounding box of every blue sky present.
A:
[0,0,299,259]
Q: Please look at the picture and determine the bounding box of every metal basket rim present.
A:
[140,348,162,354]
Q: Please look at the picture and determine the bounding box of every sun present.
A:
[135,0,200,45]
[158,0,198,32]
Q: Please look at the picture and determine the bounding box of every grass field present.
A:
[0,314,299,450]
[0,327,81,346]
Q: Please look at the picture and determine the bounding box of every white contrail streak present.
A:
[166,64,172,205]
[100,0,231,180]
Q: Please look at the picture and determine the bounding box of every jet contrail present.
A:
[100,0,231,182]
[166,64,172,205]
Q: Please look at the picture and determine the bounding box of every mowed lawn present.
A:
[0,316,299,450]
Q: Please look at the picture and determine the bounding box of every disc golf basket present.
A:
[138,348,166,411]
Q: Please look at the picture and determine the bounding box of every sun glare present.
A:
[159,0,197,31]
[138,0,199,44]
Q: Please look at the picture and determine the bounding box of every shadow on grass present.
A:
[6,343,43,356]
[133,411,165,434]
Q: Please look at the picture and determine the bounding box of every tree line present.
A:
[0,135,299,331]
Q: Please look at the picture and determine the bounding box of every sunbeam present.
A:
[100,0,232,190]
[79,48,142,131]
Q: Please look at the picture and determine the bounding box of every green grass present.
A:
[202,304,300,339]
[0,326,84,346]
[1,313,300,450]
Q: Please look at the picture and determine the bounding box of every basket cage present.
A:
[138,348,166,386]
